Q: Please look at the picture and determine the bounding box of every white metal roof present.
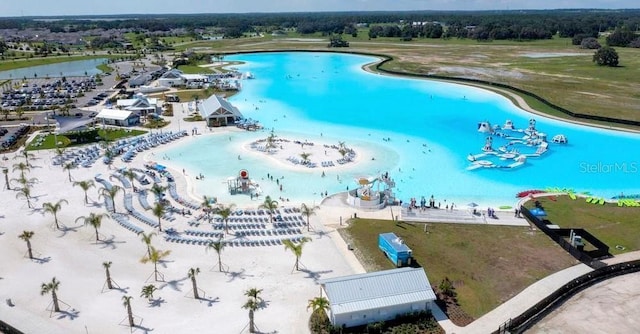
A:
[181,74,208,81]
[319,267,436,315]
[197,95,242,119]
[96,108,135,121]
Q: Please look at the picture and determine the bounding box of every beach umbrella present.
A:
[467,202,479,208]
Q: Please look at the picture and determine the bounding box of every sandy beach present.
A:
[0,106,395,334]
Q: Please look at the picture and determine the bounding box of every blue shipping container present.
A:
[378,233,412,267]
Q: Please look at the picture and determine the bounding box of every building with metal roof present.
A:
[95,109,140,127]
[197,95,242,127]
[318,267,436,328]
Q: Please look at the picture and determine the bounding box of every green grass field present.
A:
[175,64,214,74]
[342,219,576,318]
[523,196,640,255]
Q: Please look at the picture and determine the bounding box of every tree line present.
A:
[0,10,639,46]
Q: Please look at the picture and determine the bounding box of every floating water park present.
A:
[467,118,568,170]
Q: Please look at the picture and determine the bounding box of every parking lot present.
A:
[1,76,99,111]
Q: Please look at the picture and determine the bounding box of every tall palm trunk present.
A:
[191,276,199,299]
[52,290,60,312]
[217,253,222,272]
[126,304,134,327]
[224,219,229,235]
[154,262,158,281]
[249,309,255,333]
[26,240,33,259]
[95,228,100,242]
[106,268,113,289]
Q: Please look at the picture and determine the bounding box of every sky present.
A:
[0,0,637,17]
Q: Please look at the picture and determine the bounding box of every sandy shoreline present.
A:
[0,109,384,334]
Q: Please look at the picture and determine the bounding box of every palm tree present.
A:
[54,146,66,160]
[73,180,95,204]
[122,295,134,327]
[201,195,214,222]
[11,174,38,188]
[122,169,137,188]
[41,277,61,312]
[18,230,35,259]
[299,152,311,165]
[140,246,171,282]
[76,212,106,242]
[207,239,225,272]
[300,203,319,232]
[187,267,201,299]
[15,185,33,208]
[12,161,30,179]
[307,296,330,313]
[242,288,263,334]
[42,199,68,230]
[17,150,35,167]
[62,162,77,182]
[245,287,263,303]
[283,237,312,271]
[99,185,122,213]
[259,196,278,223]
[149,183,167,202]
[103,261,114,290]
[140,284,157,301]
[151,202,166,232]
[215,203,235,235]
[140,232,156,258]
[2,167,9,190]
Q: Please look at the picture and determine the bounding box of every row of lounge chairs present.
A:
[95,174,112,191]
[131,167,161,184]
[320,161,335,167]
[163,235,307,247]
[111,213,143,234]
[167,182,200,210]
[52,145,101,167]
[138,190,151,210]
[111,173,131,189]
[123,193,159,228]
[235,228,302,237]
[184,229,223,239]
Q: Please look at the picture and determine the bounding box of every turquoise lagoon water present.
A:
[162,52,640,207]
[0,58,106,79]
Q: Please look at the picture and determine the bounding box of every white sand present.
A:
[0,109,391,334]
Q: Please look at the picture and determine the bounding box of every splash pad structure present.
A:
[346,173,397,209]
[227,169,262,196]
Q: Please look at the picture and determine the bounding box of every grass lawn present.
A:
[97,63,113,73]
[523,196,640,255]
[341,219,576,318]
[176,64,214,74]
[26,128,147,150]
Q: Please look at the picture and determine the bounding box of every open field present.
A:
[523,196,640,255]
[341,219,577,318]
[174,35,640,126]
